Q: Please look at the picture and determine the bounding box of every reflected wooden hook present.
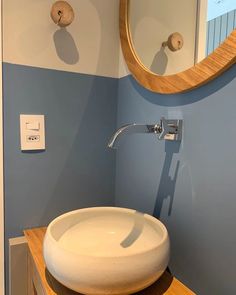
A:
[51,1,74,27]
[162,32,184,52]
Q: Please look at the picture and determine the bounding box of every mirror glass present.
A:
[129,0,236,76]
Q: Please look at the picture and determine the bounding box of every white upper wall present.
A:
[3,0,121,78]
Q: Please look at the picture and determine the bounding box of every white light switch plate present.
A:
[20,114,45,151]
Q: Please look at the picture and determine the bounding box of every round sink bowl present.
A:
[43,207,170,295]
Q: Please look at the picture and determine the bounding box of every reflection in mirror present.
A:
[129,0,236,76]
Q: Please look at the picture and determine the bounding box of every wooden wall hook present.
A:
[51,1,74,27]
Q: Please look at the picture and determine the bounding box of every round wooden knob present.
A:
[162,32,184,52]
[51,1,74,27]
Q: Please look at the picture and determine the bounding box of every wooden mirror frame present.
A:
[120,0,236,94]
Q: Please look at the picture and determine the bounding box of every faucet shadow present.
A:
[120,211,145,248]
[153,141,180,219]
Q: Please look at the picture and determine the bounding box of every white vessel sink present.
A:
[43,207,170,295]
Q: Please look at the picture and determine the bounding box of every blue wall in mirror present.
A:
[207,7,236,54]
[208,0,236,21]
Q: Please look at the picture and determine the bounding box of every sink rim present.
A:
[46,206,169,258]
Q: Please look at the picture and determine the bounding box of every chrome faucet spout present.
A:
[107,118,183,149]
[108,124,161,149]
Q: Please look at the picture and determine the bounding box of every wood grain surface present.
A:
[24,227,195,295]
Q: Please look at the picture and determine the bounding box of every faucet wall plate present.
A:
[159,118,183,141]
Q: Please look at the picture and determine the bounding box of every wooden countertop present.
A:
[24,227,195,295]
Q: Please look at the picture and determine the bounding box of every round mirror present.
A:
[120,0,236,93]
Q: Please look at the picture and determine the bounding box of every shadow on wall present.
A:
[120,211,145,248]
[153,141,180,219]
[53,28,79,65]
[128,64,236,107]
[150,46,168,76]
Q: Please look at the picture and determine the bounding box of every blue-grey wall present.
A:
[115,66,236,295]
[4,57,236,295]
[3,62,117,292]
[3,63,117,237]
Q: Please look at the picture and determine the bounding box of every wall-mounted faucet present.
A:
[108,117,183,149]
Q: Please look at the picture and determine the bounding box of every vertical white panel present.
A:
[0,0,4,293]
[9,237,28,295]
[196,0,208,62]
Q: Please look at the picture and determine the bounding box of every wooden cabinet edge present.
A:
[28,251,46,295]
